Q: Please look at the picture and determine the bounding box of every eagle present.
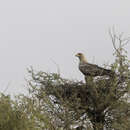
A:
[75,53,114,77]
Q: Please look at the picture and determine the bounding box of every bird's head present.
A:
[75,53,87,62]
[75,53,83,58]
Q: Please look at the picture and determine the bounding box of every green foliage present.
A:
[0,92,59,130]
[0,94,34,130]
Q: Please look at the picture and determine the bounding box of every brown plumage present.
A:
[75,53,114,77]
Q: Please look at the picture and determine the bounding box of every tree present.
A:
[1,30,129,130]
[27,30,130,130]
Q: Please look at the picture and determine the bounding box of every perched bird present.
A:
[75,53,114,77]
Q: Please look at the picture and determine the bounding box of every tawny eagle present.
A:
[75,53,114,77]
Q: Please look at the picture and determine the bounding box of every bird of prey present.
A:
[75,53,114,77]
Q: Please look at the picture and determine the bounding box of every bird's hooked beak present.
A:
[75,53,79,57]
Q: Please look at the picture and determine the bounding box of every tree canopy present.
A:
[0,31,129,130]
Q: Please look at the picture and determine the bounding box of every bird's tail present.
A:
[103,69,116,77]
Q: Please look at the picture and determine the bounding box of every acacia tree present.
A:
[27,31,130,130]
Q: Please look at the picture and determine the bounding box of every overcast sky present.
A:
[0,0,130,95]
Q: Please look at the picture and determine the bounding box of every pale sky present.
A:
[0,0,130,95]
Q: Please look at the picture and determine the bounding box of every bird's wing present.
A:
[79,62,112,76]
[79,62,97,75]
